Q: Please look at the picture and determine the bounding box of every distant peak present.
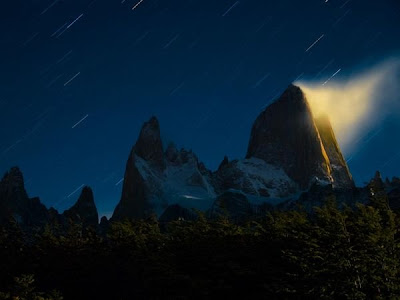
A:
[64,185,98,226]
[77,186,95,205]
[1,166,25,188]
[68,185,96,210]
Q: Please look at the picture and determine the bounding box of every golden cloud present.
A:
[295,58,400,153]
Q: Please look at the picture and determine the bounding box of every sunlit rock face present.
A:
[297,82,377,154]
[314,114,354,189]
[246,84,354,189]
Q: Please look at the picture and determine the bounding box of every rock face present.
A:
[246,85,331,189]
[0,167,100,228]
[113,117,168,220]
[112,148,151,220]
[0,167,49,226]
[63,186,99,226]
[246,84,353,189]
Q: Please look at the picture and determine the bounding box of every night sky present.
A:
[1,0,399,217]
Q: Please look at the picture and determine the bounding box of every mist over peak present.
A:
[296,58,400,154]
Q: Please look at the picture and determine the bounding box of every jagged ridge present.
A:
[0,84,363,224]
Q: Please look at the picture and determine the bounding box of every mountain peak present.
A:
[246,84,332,188]
[1,167,25,189]
[246,84,354,189]
[278,84,307,106]
[134,116,165,170]
[0,167,28,202]
[75,186,96,207]
[63,186,98,226]
[285,83,303,95]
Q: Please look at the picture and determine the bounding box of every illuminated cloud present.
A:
[295,58,400,153]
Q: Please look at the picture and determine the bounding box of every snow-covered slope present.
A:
[134,150,216,215]
[214,157,298,205]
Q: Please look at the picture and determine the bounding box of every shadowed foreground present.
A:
[1,187,400,299]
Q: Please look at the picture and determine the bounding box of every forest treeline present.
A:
[1,185,400,299]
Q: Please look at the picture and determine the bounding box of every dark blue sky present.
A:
[1,0,399,217]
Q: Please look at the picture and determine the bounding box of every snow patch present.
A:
[134,154,216,215]
[233,157,298,201]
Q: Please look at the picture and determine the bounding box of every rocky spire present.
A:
[246,84,332,189]
[63,186,99,226]
[112,117,163,220]
[134,116,165,170]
